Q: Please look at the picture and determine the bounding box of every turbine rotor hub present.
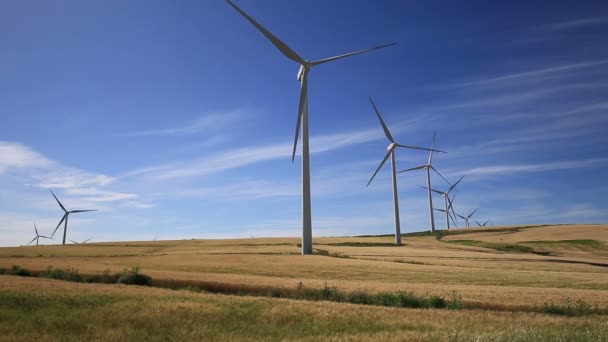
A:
[387,143,396,151]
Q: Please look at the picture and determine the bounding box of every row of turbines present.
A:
[26,1,490,249]
[365,99,489,245]
[224,1,489,254]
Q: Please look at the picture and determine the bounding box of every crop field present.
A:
[1,224,608,341]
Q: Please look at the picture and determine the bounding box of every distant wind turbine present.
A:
[420,176,464,230]
[26,223,52,246]
[153,235,158,241]
[456,209,479,228]
[398,133,450,232]
[50,190,98,245]
[69,238,93,245]
[226,0,396,255]
[473,219,490,227]
[366,98,444,245]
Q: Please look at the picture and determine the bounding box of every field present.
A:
[1,224,608,341]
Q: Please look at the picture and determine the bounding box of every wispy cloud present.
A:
[126,109,247,137]
[0,141,52,174]
[122,126,388,181]
[540,17,608,31]
[455,158,608,178]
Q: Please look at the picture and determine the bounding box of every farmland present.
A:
[1,224,607,340]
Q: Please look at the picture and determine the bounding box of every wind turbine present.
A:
[456,209,478,228]
[473,219,490,227]
[26,223,52,246]
[397,133,450,232]
[49,190,98,245]
[366,98,444,245]
[226,0,396,255]
[420,176,464,229]
[70,238,92,245]
[153,235,158,241]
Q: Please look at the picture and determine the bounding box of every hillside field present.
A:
[1,224,607,341]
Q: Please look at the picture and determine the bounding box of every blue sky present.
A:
[1,1,607,246]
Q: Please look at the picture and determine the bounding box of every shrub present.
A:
[396,291,423,308]
[347,290,372,305]
[85,269,118,284]
[428,295,447,308]
[116,266,152,286]
[0,267,7,275]
[543,298,593,316]
[447,291,462,310]
[7,265,31,277]
[43,266,81,282]
[374,292,400,307]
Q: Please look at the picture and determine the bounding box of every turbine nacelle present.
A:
[386,143,396,151]
[296,64,308,81]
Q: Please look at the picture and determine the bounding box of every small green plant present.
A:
[447,291,462,310]
[428,295,447,308]
[347,290,372,305]
[7,265,31,277]
[542,298,594,316]
[116,266,152,286]
[43,266,81,282]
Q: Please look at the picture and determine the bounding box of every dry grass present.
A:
[1,224,608,322]
[1,276,607,341]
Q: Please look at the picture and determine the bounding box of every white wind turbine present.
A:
[70,238,93,245]
[421,175,464,229]
[226,0,396,254]
[456,208,479,228]
[366,98,444,245]
[26,223,52,246]
[50,190,98,245]
[398,133,450,232]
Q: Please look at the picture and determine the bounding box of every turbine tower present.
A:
[398,133,449,232]
[226,0,396,255]
[366,98,443,245]
[26,223,52,246]
[421,175,464,229]
[50,190,98,245]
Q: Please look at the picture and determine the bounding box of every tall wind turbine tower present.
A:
[398,133,449,232]
[50,190,98,245]
[226,0,396,254]
[366,98,443,245]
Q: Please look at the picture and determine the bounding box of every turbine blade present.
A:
[397,165,426,173]
[292,75,307,162]
[70,239,78,244]
[70,210,98,213]
[435,208,446,213]
[448,176,465,193]
[39,235,52,239]
[473,218,482,227]
[50,190,67,212]
[83,238,92,243]
[430,166,451,186]
[26,237,37,246]
[418,185,444,195]
[34,223,38,236]
[468,208,479,219]
[51,214,67,238]
[428,131,436,164]
[456,213,467,220]
[369,97,394,143]
[225,0,304,64]
[395,144,446,154]
[310,43,396,66]
[366,150,391,187]
[483,220,489,226]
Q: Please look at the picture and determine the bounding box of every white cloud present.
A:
[454,158,608,178]
[122,126,388,181]
[0,141,52,174]
[126,109,247,137]
[540,17,608,31]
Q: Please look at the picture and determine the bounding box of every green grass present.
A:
[447,240,535,253]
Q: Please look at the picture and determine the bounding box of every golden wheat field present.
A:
[1,224,608,341]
